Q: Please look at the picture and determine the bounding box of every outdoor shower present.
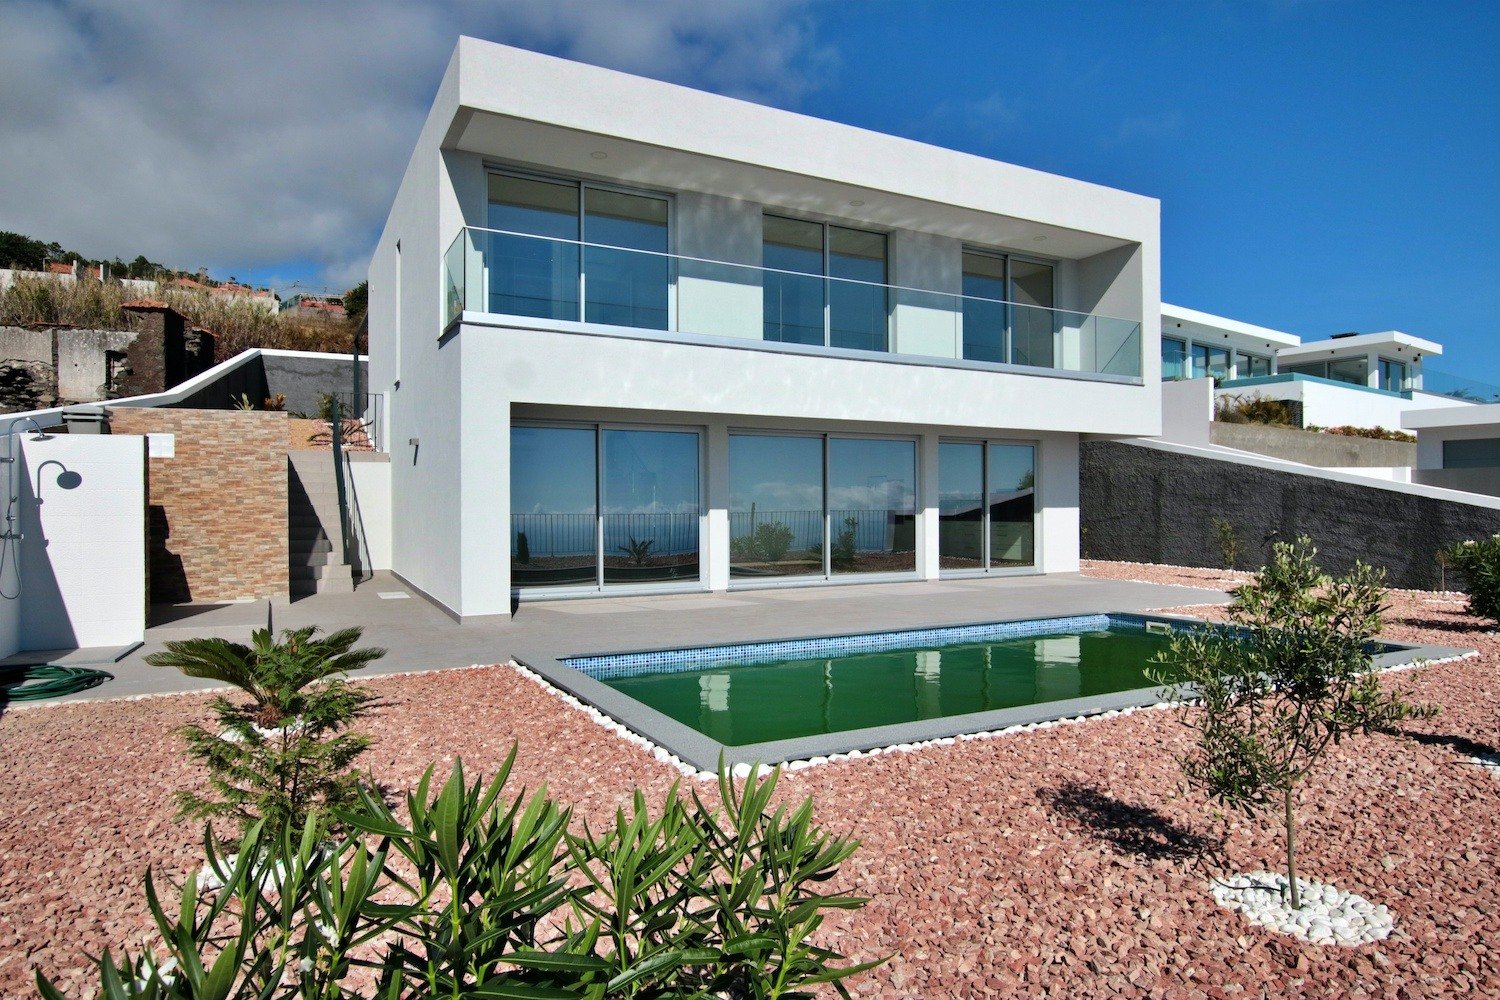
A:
[1,416,54,601]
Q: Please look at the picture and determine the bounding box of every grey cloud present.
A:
[0,0,830,293]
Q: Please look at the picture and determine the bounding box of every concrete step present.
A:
[291,575,354,596]
[289,563,352,583]
[290,549,344,568]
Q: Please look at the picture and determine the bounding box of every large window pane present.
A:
[584,189,669,330]
[1238,351,1272,378]
[1191,344,1230,380]
[762,216,824,346]
[1162,337,1188,379]
[487,175,580,320]
[1378,358,1406,393]
[602,429,700,584]
[828,438,916,575]
[938,442,985,569]
[961,252,1007,363]
[828,226,888,352]
[511,426,597,586]
[988,444,1036,568]
[1329,357,1368,386]
[1009,260,1055,368]
[729,434,825,578]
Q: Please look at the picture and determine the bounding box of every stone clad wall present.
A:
[109,408,288,603]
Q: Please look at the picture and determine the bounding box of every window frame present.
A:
[936,435,1041,577]
[761,213,891,352]
[959,246,1058,366]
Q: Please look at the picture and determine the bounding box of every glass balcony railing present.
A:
[445,226,1143,379]
[1418,368,1500,404]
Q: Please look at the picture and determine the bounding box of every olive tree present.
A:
[1149,537,1432,908]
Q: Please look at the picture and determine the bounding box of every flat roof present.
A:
[1402,402,1500,430]
[1280,330,1443,361]
[1160,303,1302,349]
[442,38,1158,256]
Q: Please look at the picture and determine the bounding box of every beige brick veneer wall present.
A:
[109,409,289,603]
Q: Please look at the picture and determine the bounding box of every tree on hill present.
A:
[0,232,60,271]
[343,280,367,323]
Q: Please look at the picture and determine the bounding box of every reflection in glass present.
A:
[961,252,1007,363]
[1239,352,1272,378]
[988,443,1036,568]
[828,226,888,352]
[1009,260,1055,368]
[602,429,700,584]
[828,437,916,575]
[487,175,580,320]
[938,442,984,569]
[729,434,824,578]
[1378,358,1406,393]
[762,216,824,346]
[510,426,597,586]
[584,189,669,330]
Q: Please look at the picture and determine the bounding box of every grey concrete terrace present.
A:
[30,571,1232,705]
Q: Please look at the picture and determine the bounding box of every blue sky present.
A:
[3,1,1494,379]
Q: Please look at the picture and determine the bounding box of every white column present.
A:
[705,421,731,591]
[1037,432,1080,573]
[917,431,942,580]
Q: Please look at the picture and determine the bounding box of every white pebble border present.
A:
[1211,871,1395,946]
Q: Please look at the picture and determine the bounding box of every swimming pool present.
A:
[522,612,1447,772]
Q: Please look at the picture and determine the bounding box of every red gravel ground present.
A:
[2,563,1497,997]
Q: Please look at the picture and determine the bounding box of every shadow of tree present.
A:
[1409,731,1499,760]
[1038,782,1223,863]
[1385,614,1491,634]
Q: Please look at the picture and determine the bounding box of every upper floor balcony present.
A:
[443,225,1143,381]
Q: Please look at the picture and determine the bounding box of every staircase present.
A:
[288,450,354,596]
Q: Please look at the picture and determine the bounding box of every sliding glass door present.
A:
[938,439,1037,573]
[763,215,890,351]
[511,423,701,592]
[487,171,670,330]
[960,250,1055,367]
[729,432,916,581]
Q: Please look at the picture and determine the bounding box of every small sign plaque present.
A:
[147,433,175,458]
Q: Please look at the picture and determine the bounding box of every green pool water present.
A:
[602,626,1183,747]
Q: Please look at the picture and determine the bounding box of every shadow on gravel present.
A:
[1387,615,1491,634]
[1409,731,1499,761]
[1039,782,1223,863]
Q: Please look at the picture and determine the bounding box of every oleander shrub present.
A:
[1149,537,1433,909]
[1446,534,1500,624]
[38,752,887,999]
[1306,423,1416,443]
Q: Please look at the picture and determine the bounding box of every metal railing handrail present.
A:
[451,225,1143,328]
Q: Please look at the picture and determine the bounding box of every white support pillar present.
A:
[917,431,942,580]
[1038,432,1080,573]
[705,421,731,591]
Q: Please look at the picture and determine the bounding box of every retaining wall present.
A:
[1209,422,1416,468]
[1081,438,1500,590]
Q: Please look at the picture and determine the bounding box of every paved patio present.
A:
[47,571,1230,703]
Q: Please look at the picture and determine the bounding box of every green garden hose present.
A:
[0,664,113,701]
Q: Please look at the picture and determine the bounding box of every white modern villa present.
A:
[367,39,1161,619]
[1161,302,1480,430]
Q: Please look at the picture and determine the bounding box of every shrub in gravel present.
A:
[1445,534,1500,625]
[146,625,386,838]
[1149,536,1433,910]
[38,751,884,999]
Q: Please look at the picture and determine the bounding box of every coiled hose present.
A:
[0,664,113,701]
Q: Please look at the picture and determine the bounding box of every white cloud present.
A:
[0,0,831,293]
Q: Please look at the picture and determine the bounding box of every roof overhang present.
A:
[1160,303,1301,352]
[1278,331,1442,362]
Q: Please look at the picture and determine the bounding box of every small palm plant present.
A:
[147,625,386,837]
[618,535,656,566]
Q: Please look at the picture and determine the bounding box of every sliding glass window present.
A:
[938,440,1037,574]
[510,425,597,586]
[728,434,824,578]
[486,171,670,329]
[729,432,916,581]
[1161,337,1188,380]
[1191,344,1230,380]
[959,250,1055,367]
[763,216,889,351]
[1378,358,1407,393]
[1236,351,1272,378]
[511,423,701,591]
[828,437,916,575]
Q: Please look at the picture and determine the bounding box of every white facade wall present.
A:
[369,39,1162,618]
[12,434,146,652]
[1214,379,1471,432]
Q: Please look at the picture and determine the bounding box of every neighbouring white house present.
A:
[1403,403,1500,497]
[367,38,1161,620]
[1161,303,1481,431]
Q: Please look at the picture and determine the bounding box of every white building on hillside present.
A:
[368,39,1161,619]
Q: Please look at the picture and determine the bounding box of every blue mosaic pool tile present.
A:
[563,613,1171,680]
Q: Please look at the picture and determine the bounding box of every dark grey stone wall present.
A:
[263,356,367,417]
[1080,440,1500,590]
